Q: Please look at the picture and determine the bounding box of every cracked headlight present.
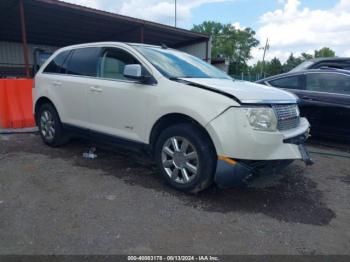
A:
[244,107,277,131]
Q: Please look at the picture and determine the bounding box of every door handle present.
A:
[53,80,62,87]
[301,96,314,101]
[90,86,103,93]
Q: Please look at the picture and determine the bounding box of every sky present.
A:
[63,0,350,64]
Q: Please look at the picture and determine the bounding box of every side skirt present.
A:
[62,124,150,152]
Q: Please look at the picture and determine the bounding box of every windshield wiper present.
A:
[168,77,192,84]
[169,76,198,80]
[168,77,180,80]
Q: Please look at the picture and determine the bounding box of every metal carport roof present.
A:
[0,0,210,77]
[0,0,209,47]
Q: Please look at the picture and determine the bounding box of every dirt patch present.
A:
[340,174,350,185]
[186,170,335,225]
[0,133,336,225]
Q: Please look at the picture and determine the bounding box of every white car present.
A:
[33,42,312,193]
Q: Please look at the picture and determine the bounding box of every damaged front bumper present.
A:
[283,131,313,166]
[214,158,294,188]
[214,131,313,189]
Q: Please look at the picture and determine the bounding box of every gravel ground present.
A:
[0,133,349,255]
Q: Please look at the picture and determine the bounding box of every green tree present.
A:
[266,57,284,75]
[192,21,259,75]
[247,61,267,79]
[191,21,224,58]
[283,53,304,72]
[249,48,337,78]
[314,47,336,58]
[248,61,263,75]
[301,52,313,60]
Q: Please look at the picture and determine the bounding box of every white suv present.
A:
[33,42,311,193]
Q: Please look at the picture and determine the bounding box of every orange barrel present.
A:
[0,79,35,129]
[0,80,10,128]
[17,79,35,127]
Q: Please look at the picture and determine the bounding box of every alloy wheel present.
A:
[161,136,199,184]
[40,110,55,140]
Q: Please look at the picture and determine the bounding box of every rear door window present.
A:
[66,47,100,77]
[43,50,70,74]
[306,73,350,95]
[268,75,302,89]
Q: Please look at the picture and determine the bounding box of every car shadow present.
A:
[2,133,336,226]
[188,169,335,226]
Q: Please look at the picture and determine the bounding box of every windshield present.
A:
[290,61,314,72]
[133,45,231,79]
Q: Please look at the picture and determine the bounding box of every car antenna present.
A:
[161,43,168,49]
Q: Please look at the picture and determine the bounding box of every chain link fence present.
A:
[0,63,33,78]
[231,73,270,82]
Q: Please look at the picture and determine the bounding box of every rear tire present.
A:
[155,123,216,194]
[37,103,69,147]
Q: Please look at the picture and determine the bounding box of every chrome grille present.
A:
[272,104,300,131]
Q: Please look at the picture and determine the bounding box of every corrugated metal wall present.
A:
[0,40,211,65]
[0,41,59,65]
[178,41,211,62]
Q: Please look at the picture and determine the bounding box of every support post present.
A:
[260,38,269,77]
[205,40,209,62]
[19,0,30,78]
[140,25,144,43]
[174,0,177,27]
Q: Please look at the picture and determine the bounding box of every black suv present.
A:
[257,68,350,141]
[290,57,350,72]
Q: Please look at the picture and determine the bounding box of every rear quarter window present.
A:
[43,50,70,74]
[268,75,301,89]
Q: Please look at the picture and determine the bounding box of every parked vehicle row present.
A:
[34,42,311,193]
[290,57,350,72]
[257,67,350,141]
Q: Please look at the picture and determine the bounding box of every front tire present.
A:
[37,103,69,147]
[155,123,217,194]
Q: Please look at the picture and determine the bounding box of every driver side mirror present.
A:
[123,64,142,79]
[123,64,156,84]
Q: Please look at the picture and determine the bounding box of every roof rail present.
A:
[319,66,338,70]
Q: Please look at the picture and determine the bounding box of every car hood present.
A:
[180,78,298,104]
